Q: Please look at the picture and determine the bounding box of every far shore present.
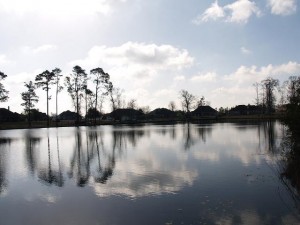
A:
[0,114,282,130]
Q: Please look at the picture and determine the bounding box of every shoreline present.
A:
[0,114,282,130]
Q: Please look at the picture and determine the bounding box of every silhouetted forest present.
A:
[0,68,299,127]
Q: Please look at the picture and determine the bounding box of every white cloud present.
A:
[71,42,194,81]
[190,72,217,82]
[224,0,261,23]
[241,46,252,54]
[0,54,13,66]
[174,75,185,81]
[22,45,57,54]
[83,42,193,68]
[70,42,193,110]
[208,61,300,106]
[193,0,260,24]
[225,61,300,84]
[267,0,297,16]
[0,0,128,17]
[192,1,225,24]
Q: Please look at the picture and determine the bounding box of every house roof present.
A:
[148,108,176,117]
[192,106,217,114]
[109,108,144,118]
[58,110,80,120]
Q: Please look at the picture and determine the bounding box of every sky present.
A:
[0,0,299,114]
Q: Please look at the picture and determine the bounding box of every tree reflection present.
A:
[183,123,212,150]
[24,130,40,175]
[170,124,176,140]
[196,126,212,143]
[38,132,64,187]
[280,128,300,210]
[264,120,276,153]
[69,128,90,187]
[0,138,11,195]
[88,130,115,184]
[183,123,194,150]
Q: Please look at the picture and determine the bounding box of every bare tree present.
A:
[278,82,288,106]
[261,77,279,114]
[195,96,206,108]
[179,89,195,113]
[127,99,137,109]
[65,65,88,124]
[35,70,55,127]
[108,83,124,111]
[21,81,39,127]
[84,87,94,117]
[286,76,300,105]
[285,76,300,124]
[168,101,176,111]
[52,68,63,123]
[253,82,260,106]
[0,71,9,103]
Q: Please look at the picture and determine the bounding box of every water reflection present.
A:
[38,135,64,187]
[14,122,284,192]
[0,122,299,225]
[0,138,10,195]
[279,126,300,212]
[24,130,40,175]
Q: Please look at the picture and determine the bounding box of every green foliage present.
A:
[64,65,88,122]
[35,70,55,91]
[21,81,39,113]
[0,71,9,102]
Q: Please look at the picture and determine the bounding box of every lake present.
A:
[0,121,299,225]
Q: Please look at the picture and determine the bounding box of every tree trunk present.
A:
[56,88,58,127]
[94,83,98,125]
[47,88,49,127]
[28,98,31,128]
[76,91,79,125]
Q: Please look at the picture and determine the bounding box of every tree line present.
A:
[0,66,122,126]
[0,67,299,126]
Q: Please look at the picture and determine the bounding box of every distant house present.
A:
[109,108,144,121]
[0,108,22,122]
[58,110,81,120]
[192,106,218,117]
[229,105,262,115]
[148,108,176,119]
[30,109,48,121]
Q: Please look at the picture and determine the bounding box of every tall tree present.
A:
[21,81,39,127]
[84,86,94,118]
[35,70,55,127]
[0,71,9,103]
[52,68,63,124]
[179,89,195,114]
[168,101,176,112]
[261,77,279,114]
[286,76,300,105]
[108,82,124,111]
[285,76,300,128]
[253,82,260,106]
[65,65,88,124]
[90,68,110,112]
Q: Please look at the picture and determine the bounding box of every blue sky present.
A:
[0,0,299,114]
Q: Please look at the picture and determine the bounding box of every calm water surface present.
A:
[0,122,299,225]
